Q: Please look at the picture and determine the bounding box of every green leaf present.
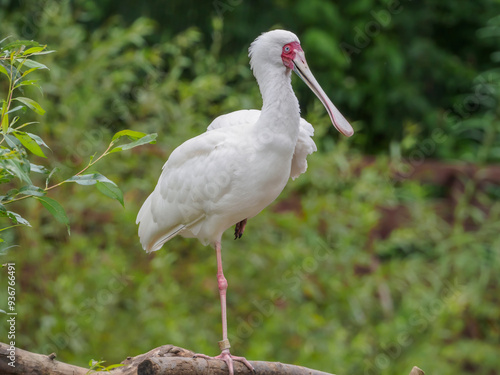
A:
[15,121,39,130]
[14,79,39,89]
[3,134,20,148]
[21,67,40,77]
[46,167,59,187]
[2,40,41,51]
[26,132,50,149]
[0,210,31,227]
[96,181,124,207]
[104,364,125,370]
[28,50,55,56]
[0,173,14,184]
[0,36,11,45]
[19,185,46,197]
[65,173,117,186]
[13,131,46,157]
[20,59,49,70]
[0,64,9,79]
[5,188,18,199]
[6,105,24,115]
[109,133,157,153]
[30,163,49,174]
[23,46,45,55]
[13,97,46,115]
[1,101,8,133]
[9,116,19,128]
[111,129,147,142]
[36,196,70,234]
[0,159,32,185]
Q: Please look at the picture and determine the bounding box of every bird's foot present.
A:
[194,348,255,375]
[234,218,248,240]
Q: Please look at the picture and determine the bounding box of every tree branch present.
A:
[0,342,424,375]
[0,342,87,375]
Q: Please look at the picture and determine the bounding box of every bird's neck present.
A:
[254,66,301,144]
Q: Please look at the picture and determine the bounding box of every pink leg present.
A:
[194,241,255,374]
[215,240,230,347]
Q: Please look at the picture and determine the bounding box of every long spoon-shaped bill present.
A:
[292,51,354,137]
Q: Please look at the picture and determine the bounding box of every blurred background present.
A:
[1,0,499,374]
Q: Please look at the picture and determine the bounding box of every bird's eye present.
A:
[284,45,291,53]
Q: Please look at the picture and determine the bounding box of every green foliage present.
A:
[0,2,498,375]
[0,39,54,232]
[87,358,124,373]
[0,38,157,239]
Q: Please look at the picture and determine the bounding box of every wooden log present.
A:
[0,342,334,375]
[0,341,425,375]
[0,342,87,375]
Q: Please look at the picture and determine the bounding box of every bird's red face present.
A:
[281,42,302,70]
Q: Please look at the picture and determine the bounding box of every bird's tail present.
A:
[136,193,205,252]
[136,193,165,252]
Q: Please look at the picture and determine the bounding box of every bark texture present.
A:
[0,342,425,375]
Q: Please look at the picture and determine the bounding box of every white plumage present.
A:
[136,109,317,250]
[136,29,353,373]
[207,110,317,180]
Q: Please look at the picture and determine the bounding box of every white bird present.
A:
[136,29,353,374]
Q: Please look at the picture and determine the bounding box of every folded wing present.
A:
[207,109,317,180]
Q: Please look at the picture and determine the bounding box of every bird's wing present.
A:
[208,109,317,180]
[290,118,317,180]
[136,130,237,252]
